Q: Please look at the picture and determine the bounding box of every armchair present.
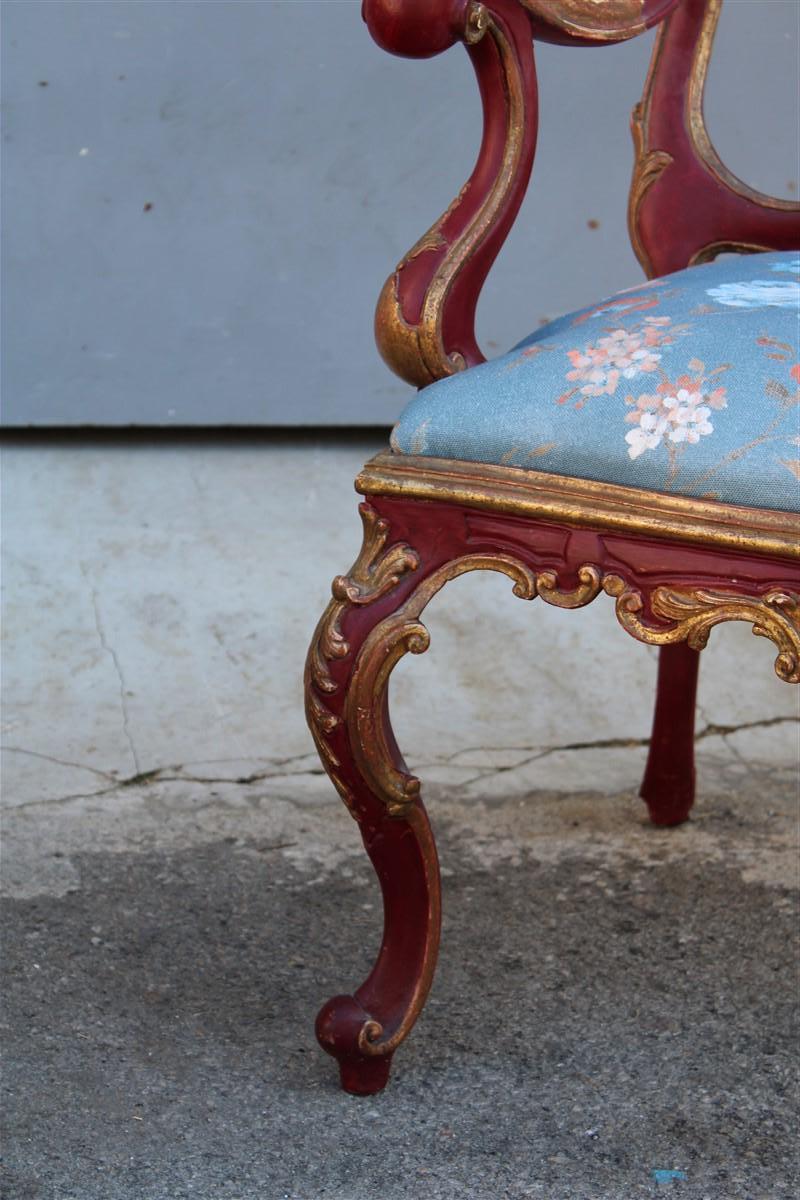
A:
[305,0,799,1094]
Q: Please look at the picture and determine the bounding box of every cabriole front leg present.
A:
[306,496,800,1092]
[314,796,440,1095]
[304,503,539,1092]
[304,503,443,1094]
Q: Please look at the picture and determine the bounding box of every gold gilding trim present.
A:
[346,554,538,819]
[629,0,798,273]
[606,580,800,683]
[346,551,799,822]
[686,0,798,215]
[374,7,526,387]
[688,240,776,267]
[521,0,645,41]
[307,501,419,695]
[356,454,800,561]
[628,118,673,276]
[304,501,419,817]
[355,802,440,1059]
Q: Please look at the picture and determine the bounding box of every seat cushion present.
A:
[390,251,800,513]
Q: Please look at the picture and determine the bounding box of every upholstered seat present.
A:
[391,252,800,512]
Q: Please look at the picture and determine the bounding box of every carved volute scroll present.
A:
[629,0,800,277]
[346,553,539,816]
[363,0,539,386]
[520,1,680,45]
[307,501,419,696]
[337,537,800,821]
[304,502,419,811]
[608,582,800,684]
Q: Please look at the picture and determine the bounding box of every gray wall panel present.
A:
[2,0,797,426]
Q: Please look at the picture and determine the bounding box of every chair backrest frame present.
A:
[363,0,800,388]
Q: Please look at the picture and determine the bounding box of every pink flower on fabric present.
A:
[565,317,679,398]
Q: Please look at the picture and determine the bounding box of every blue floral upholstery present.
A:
[390,252,800,513]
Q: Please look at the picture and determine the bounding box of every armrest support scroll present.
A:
[364,0,538,388]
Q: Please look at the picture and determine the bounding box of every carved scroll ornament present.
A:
[629,0,800,277]
[307,499,799,826]
[337,552,799,820]
[520,1,680,44]
[307,502,419,696]
[305,502,419,810]
[305,506,798,1079]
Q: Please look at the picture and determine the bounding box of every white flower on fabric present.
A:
[566,321,671,396]
[706,279,800,309]
[625,411,668,459]
[669,404,713,444]
[625,386,718,459]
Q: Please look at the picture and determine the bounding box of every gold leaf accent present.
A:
[685,0,798,216]
[627,134,674,277]
[521,0,646,40]
[536,564,603,608]
[343,553,798,821]
[374,9,528,386]
[464,1,490,44]
[356,452,800,561]
[305,691,356,816]
[308,502,419,694]
[611,585,800,684]
[305,504,422,819]
[346,554,537,818]
[631,0,798,276]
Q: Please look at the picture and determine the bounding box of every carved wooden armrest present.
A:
[363,0,680,388]
[363,0,538,388]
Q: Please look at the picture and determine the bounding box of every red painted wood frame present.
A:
[305,0,800,1093]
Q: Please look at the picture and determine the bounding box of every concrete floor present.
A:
[2,436,799,1199]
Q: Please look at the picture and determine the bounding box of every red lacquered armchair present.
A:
[305,0,799,1094]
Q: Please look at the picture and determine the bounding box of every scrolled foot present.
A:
[316,995,393,1095]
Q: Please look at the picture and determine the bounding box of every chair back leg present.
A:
[640,642,701,825]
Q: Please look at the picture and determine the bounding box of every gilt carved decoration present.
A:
[306,492,800,827]
[521,0,681,44]
[305,502,419,811]
[307,502,419,695]
[629,0,800,277]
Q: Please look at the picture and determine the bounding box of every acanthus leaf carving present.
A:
[308,502,419,695]
[340,557,799,821]
[611,583,800,683]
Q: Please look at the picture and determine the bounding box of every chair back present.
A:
[362,0,800,386]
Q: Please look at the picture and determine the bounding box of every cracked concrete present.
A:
[3,437,798,816]
[85,576,142,777]
[2,437,799,1198]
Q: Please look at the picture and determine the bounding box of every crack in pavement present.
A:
[1,752,328,811]
[424,715,799,788]
[3,715,796,811]
[0,746,118,782]
[81,566,141,776]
